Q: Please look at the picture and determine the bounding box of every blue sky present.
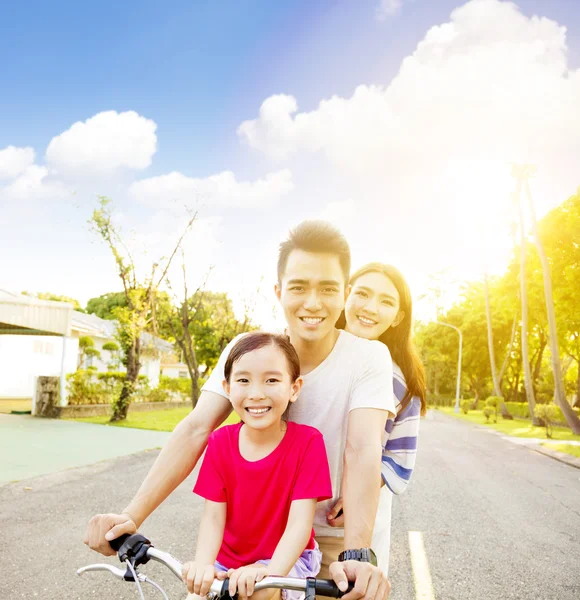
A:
[2,0,580,325]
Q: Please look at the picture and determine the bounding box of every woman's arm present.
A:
[267,498,317,575]
[381,397,421,495]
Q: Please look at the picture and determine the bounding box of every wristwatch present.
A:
[338,548,378,567]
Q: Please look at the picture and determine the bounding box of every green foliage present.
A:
[415,190,580,431]
[67,370,112,405]
[504,402,530,419]
[483,407,496,423]
[142,387,170,403]
[534,404,560,438]
[102,341,119,352]
[460,399,471,414]
[159,375,192,395]
[85,292,128,320]
[22,291,83,310]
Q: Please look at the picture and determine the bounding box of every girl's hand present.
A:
[326,497,344,527]
[226,564,269,599]
[181,561,217,596]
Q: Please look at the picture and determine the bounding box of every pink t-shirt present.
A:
[194,421,332,569]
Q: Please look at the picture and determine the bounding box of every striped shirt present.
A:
[381,363,421,495]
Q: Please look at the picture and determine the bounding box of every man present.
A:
[85,221,395,600]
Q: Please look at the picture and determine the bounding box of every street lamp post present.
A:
[436,321,463,413]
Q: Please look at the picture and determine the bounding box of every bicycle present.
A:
[78,533,354,600]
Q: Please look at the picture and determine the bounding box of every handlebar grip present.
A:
[220,578,237,600]
[108,533,131,552]
[315,579,355,598]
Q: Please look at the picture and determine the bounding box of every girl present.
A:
[330,263,427,574]
[182,332,332,600]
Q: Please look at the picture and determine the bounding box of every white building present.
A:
[0,290,173,409]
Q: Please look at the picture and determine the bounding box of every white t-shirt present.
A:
[202,330,395,537]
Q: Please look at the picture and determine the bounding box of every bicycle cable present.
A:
[127,559,146,600]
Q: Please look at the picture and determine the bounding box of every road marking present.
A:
[408,531,435,600]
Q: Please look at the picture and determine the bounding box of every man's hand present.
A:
[326,497,344,527]
[329,560,391,600]
[226,564,270,600]
[83,513,137,556]
[182,561,217,596]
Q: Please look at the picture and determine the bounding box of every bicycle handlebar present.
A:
[79,533,354,599]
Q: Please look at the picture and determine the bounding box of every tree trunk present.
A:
[484,272,512,419]
[515,174,540,425]
[575,361,580,409]
[111,338,140,422]
[531,335,546,398]
[524,178,580,434]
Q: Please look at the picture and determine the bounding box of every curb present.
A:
[431,409,580,470]
[528,444,580,470]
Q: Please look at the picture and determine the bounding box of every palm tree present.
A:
[483,271,512,419]
[522,170,580,434]
[512,166,540,425]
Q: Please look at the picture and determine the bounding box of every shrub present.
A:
[159,375,192,395]
[66,370,110,405]
[143,387,170,403]
[534,404,560,438]
[483,407,496,423]
[460,399,471,414]
[426,394,455,408]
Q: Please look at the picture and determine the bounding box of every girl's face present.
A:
[223,344,303,431]
[345,271,404,341]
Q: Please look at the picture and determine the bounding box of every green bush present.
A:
[483,407,497,423]
[504,402,530,418]
[534,404,560,438]
[427,394,456,407]
[460,399,471,414]
[66,370,110,405]
[159,375,192,395]
[143,387,170,403]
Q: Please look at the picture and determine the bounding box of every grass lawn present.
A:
[67,407,241,432]
[543,443,580,458]
[434,406,580,442]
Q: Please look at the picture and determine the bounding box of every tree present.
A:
[522,172,580,433]
[102,341,121,370]
[90,197,195,422]
[22,291,83,311]
[512,167,540,425]
[85,292,127,320]
[484,271,513,418]
[78,336,101,368]
[161,259,256,407]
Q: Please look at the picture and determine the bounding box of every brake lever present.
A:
[77,563,147,582]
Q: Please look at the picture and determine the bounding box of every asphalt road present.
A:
[1,411,579,599]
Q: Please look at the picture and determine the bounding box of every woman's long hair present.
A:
[337,263,426,416]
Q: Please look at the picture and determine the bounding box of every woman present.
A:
[329,262,426,574]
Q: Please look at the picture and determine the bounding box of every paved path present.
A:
[2,412,579,599]
[0,414,172,484]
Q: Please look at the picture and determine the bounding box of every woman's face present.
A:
[345,271,403,341]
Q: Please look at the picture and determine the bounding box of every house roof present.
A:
[71,310,173,352]
[0,290,72,336]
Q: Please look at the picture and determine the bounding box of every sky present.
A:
[1,0,580,327]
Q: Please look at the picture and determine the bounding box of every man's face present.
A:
[275,249,348,343]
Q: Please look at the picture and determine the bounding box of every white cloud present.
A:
[376,0,403,21]
[46,110,157,174]
[238,0,580,177]
[129,168,294,208]
[237,0,580,283]
[0,146,35,180]
[1,165,71,202]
